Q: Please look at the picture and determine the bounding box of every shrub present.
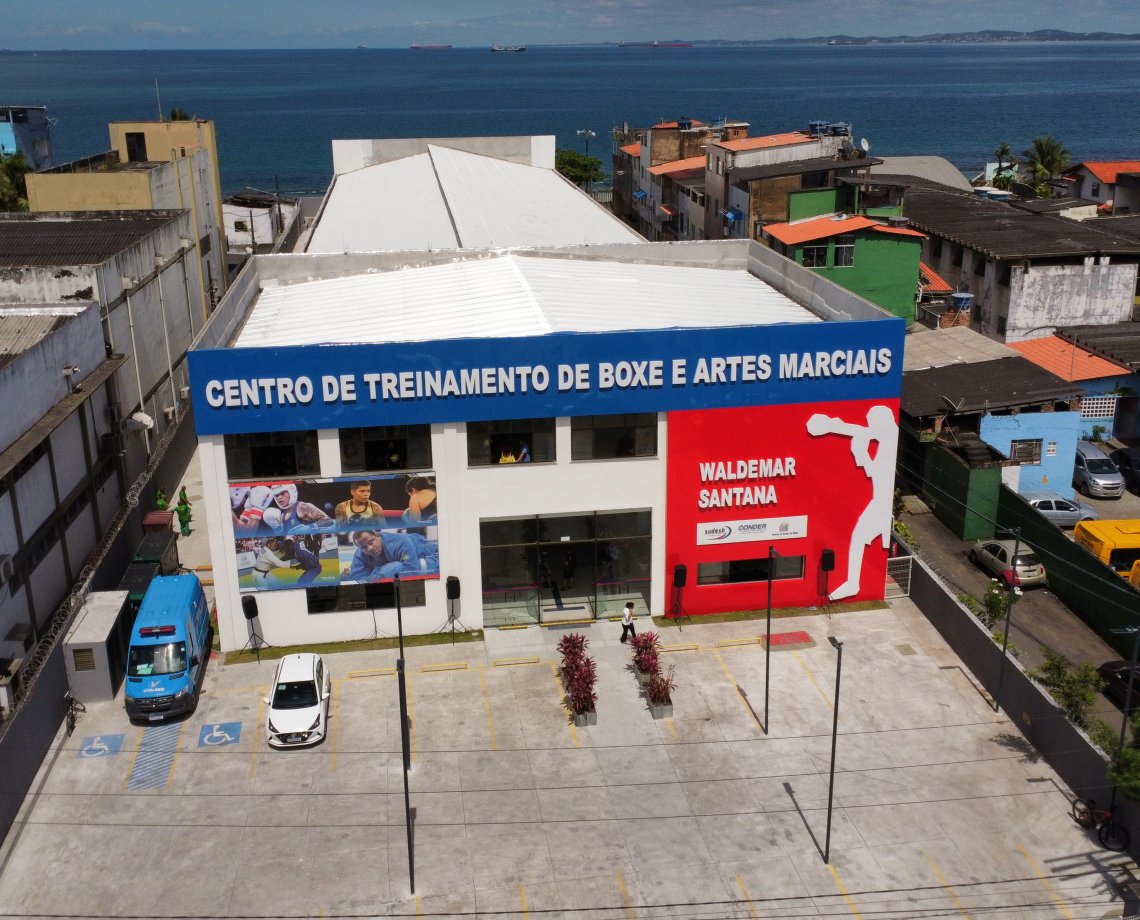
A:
[630,631,662,674]
[563,656,597,715]
[645,667,676,707]
[557,632,588,663]
[1031,648,1104,729]
[981,580,1020,630]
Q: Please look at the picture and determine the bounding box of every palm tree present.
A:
[1022,135,1072,196]
[993,142,1017,190]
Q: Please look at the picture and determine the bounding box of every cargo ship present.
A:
[491,44,526,52]
[411,43,452,49]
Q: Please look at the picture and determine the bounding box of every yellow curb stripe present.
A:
[794,649,834,710]
[493,656,541,667]
[330,679,340,771]
[415,895,421,917]
[165,720,187,786]
[349,668,395,679]
[924,853,972,918]
[1017,842,1074,919]
[549,662,580,746]
[518,884,529,918]
[421,662,467,673]
[667,717,677,738]
[736,875,760,919]
[478,669,498,751]
[662,643,699,653]
[827,864,865,918]
[498,624,531,630]
[717,637,761,648]
[615,871,636,919]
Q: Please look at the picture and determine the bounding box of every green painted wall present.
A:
[788,188,842,221]
[923,444,1002,541]
[793,232,920,322]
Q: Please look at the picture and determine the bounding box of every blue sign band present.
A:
[189,321,905,436]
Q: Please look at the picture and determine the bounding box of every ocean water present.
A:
[1,43,1137,196]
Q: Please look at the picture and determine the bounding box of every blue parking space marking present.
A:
[198,721,241,747]
[127,722,182,790]
[78,734,124,758]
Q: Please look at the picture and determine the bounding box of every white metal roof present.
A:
[306,145,641,254]
[235,253,817,348]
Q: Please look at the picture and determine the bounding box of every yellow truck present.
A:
[1130,560,1140,590]
[1073,519,1140,576]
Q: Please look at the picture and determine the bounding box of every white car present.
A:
[264,653,331,748]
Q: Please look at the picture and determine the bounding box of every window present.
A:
[952,245,964,267]
[716,157,723,176]
[973,254,986,277]
[1046,441,1057,458]
[1092,181,1101,197]
[340,425,432,473]
[467,418,555,466]
[802,244,827,267]
[999,264,1012,286]
[930,238,943,258]
[306,581,425,614]
[225,430,320,480]
[124,132,148,162]
[834,234,855,267]
[1009,439,1042,464]
[697,554,804,586]
[571,414,657,460]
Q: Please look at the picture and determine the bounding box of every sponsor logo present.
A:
[703,525,732,541]
[696,515,808,546]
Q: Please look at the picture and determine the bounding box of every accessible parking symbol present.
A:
[198,721,242,747]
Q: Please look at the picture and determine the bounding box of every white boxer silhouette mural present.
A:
[806,405,898,601]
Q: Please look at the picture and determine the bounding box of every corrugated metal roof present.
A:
[0,310,83,371]
[764,215,879,246]
[648,155,705,177]
[1057,322,1140,373]
[918,262,953,293]
[307,145,642,254]
[0,213,180,266]
[902,356,1083,418]
[235,253,817,348]
[1008,335,1126,382]
[902,325,1016,372]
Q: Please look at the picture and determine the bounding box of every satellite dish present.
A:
[860,138,870,153]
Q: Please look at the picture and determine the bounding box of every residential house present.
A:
[25,119,227,318]
[1065,161,1140,216]
[902,185,1140,343]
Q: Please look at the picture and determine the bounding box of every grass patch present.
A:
[651,600,886,628]
[224,629,483,665]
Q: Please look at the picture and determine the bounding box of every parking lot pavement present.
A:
[0,601,1126,918]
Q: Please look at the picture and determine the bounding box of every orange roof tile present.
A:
[1008,335,1125,382]
[870,224,925,239]
[648,155,705,176]
[919,262,953,293]
[718,132,813,152]
[618,142,641,157]
[1079,161,1140,184]
[653,119,706,129]
[764,214,879,246]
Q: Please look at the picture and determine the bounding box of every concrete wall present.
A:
[332,136,556,174]
[980,410,1081,496]
[26,171,152,212]
[1006,261,1137,342]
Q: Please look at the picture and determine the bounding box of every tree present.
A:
[1022,135,1071,197]
[992,142,1017,191]
[0,151,31,212]
[169,107,192,121]
[1030,649,1103,729]
[555,149,605,189]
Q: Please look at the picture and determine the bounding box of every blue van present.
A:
[124,574,211,722]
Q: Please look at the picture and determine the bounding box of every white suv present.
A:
[1074,440,1125,499]
[264,653,331,748]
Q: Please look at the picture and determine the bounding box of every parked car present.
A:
[1109,447,1140,495]
[968,538,1048,587]
[264,652,331,748]
[1073,440,1125,498]
[1098,660,1140,712]
[1022,491,1099,529]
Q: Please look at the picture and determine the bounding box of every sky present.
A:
[7,0,1139,50]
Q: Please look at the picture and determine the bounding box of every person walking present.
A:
[620,601,636,643]
[178,484,192,515]
[154,487,168,511]
[175,498,192,537]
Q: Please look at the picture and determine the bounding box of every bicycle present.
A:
[1072,797,1131,851]
[64,690,86,737]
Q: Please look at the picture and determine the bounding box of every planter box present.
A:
[573,709,597,727]
[635,668,654,687]
[650,702,673,720]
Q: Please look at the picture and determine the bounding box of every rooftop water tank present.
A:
[951,292,974,312]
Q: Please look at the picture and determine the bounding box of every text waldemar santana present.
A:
[698,457,795,510]
[204,348,893,409]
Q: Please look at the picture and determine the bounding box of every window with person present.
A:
[339,424,432,473]
[571,414,657,460]
[224,430,319,480]
[467,418,555,466]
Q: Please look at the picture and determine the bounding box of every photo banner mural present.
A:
[231,472,439,592]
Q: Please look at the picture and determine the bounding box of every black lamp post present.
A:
[394,575,415,893]
[824,636,844,864]
[764,545,776,735]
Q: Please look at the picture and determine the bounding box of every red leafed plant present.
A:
[557,632,589,663]
[629,631,662,675]
[645,667,676,707]
[558,632,596,715]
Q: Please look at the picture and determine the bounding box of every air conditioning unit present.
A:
[0,554,12,587]
[162,406,176,422]
[179,386,191,400]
